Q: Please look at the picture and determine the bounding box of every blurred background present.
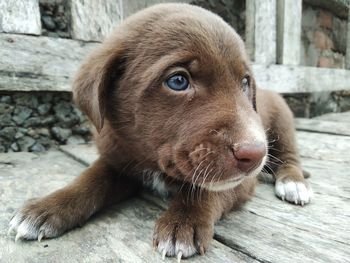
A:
[0,0,349,153]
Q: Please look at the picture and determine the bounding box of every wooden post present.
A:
[346,7,350,69]
[277,0,302,65]
[245,0,277,64]
[0,0,41,35]
[70,0,123,42]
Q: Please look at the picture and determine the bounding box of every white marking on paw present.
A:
[275,180,313,205]
[157,239,197,259]
[175,241,197,258]
[157,238,175,257]
[9,213,40,241]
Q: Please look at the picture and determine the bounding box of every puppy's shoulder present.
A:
[256,88,293,126]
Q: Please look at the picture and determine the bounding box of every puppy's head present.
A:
[73,3,267,191]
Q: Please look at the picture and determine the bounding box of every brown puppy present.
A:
[9,3,312,260]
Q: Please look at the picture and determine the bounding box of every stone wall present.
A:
[301,3,348,68]
[190,0,245,39]
[0,92,91,153]
[40,0,71,38]
[284,91,350,118]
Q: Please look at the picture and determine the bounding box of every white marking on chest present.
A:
[142,169,169,196]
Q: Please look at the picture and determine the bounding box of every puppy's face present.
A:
[74,4,267,191]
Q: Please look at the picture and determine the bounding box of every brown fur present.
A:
[10,4,309,259]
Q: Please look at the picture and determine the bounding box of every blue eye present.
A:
[166,74,189,91]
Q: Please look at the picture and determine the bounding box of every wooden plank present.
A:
[0,34,98,92]
[253,64,350,93]
[214,206,349,263]
[0,0,41,35]
[245,0,277,64]
[70,0,123,42]
[0,151,258,262]
[297,131,350,163]
[252,182,350,245]
[346,7,350,69]
[1,34,349,93]
[277,0,302,65]
[60,143,99,166]
[295,118,350,136]
[301,158,350,197]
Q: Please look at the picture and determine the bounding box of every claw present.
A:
[301,201,304,206]
[177,251,183,263]
[15,232,22,242]
[199,245,205,256]
[281,196,285,201]
[38,231,44,242]
[162,249,166,260]
[294,199,298,205]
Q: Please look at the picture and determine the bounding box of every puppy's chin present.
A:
[201,176,245,191]
[199,156,266,192]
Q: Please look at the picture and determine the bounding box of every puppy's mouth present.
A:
[158,140,267,191]
[201,176,245,191]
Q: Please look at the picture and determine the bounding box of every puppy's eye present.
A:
[166,74,189,91]
[241,76,250,96]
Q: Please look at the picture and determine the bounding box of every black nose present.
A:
[233,142,266,173]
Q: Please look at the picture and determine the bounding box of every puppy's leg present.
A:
[266,95,313,205]
[153,178,255,259]
[9,158,139,241]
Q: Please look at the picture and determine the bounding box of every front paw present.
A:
[8,197,75,242]
[153,212,214,261]
[275,179,313,206]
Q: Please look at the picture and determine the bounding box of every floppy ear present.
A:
[72,44,124,133]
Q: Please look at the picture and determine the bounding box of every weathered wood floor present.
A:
[0,113,349,263]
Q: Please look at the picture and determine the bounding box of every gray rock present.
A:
[54,101,71,117]
[72,107,87,123]
[37,128,50,137]
[42,15,56,30]
[26,128,40,139]
[13,106,33,125]
[72,126,91,135]
[24,117,42,127]
[0,127,17,141]
[13,94,38,108]
[0,113,14,127]
[10,142,19,152]
[51,127,72,142]
[41,93,53,103]
[17,136,36,151]
[41,116,56,125]
[47,32,59,38]
[30,143,46,152]
[38,103,52,115]
[67,135,85,145]
[54,101,79,127]
[38,136,55,147]
[339,98,350,111]
[57,31,70,38]
[0,103,14,114]
[57,114,80,127]
[0,96,12,103]
[0,145,6,152]
[15,131,24,139]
